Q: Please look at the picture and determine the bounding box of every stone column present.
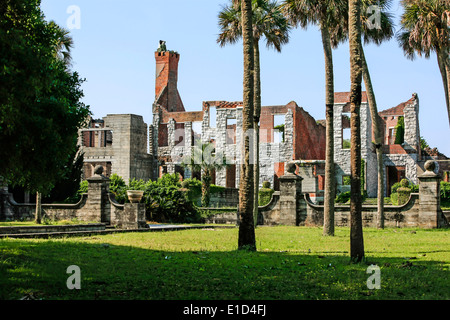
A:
[0,176,13,221]
[418,160,441,228]
[121,203,146,229]
[278,162,303,225]
[86,165,110,223]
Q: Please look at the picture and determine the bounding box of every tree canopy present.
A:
[0,0,90,195]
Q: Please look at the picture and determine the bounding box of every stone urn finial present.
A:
[94,165,104,176]
[424,160,435,172]
[127,190,144,203]
[421,160,439,177]
[285,162,297,175]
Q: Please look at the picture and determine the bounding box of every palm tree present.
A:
[281,0,347,237]
[360,0,395,229]
[218,0,291,226]
[181,142,228,207]
[238,0,256,250]
[349,0,365,262]
[397,0,450,127]
[49,20,74,67]
[333,0,395,229]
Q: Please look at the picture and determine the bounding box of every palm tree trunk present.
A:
[238,0,256,251]
[321,24,335,237]
[360,44,384,229]
[349,0,364,262]
[201,168,211,207]
[437,49,450,127]
[253,39,261,226]
[35,191,42,224]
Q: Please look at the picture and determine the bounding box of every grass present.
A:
[0,218,99,227]
[0,226,448,300]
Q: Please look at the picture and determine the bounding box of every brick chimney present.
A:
[155,50,185,112]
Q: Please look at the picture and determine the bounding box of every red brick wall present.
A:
[381,115,400,145]
[158,123,168,147]
[155,51,185,112]
[259,103,326,160]
[291,102,326,160]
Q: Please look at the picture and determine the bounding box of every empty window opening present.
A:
[83,130,112,148]
[209,106,217,128]
[273,114,285,143]
[342,112,351,149]
[342,175,351,186]
[174,123,185,147]
[192,122,202,146]
[159,124,169,147]
[227,118,237,144]
[226,164,236,188]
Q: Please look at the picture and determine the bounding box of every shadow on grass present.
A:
[0,238,448,300]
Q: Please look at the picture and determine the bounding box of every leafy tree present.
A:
[420,136,430,150]
[43,147,84,204]
[0,0,90,196]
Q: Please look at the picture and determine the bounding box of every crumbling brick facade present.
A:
[79,45,447,199]
[151,48,327,190]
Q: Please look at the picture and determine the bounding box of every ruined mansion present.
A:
[79,47,449,200]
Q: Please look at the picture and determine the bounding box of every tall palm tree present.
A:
[397,0,450,127]
[333,0,395,229]
[361,0,395,229]
[237,0,256,250]
[281,0,347,237]
[349,0,365,262]
[218,0,291,226]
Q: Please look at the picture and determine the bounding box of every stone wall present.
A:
[0,168,147,230]
[81,114,154,183]
[333,101,378,197]
[208,161,448,229]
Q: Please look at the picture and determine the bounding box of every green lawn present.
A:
[0,226,448,300]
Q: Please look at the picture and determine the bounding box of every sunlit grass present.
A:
[0,226,448,300]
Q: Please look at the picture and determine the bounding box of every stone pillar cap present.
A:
[87,165,110,181]
[419,160,440,178]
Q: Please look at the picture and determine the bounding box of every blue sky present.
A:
[41,0,450,156]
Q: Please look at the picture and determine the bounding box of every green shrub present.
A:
[128,178,147,191]
[336,191,351,204]
[390,192,399,205]
[259,188,274,206]
[144,183,200,223]
[391,182,401,194]
[157,173,182,187]
[441,181,450,200]
[181,178,202,202]
[210,184,226,194]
